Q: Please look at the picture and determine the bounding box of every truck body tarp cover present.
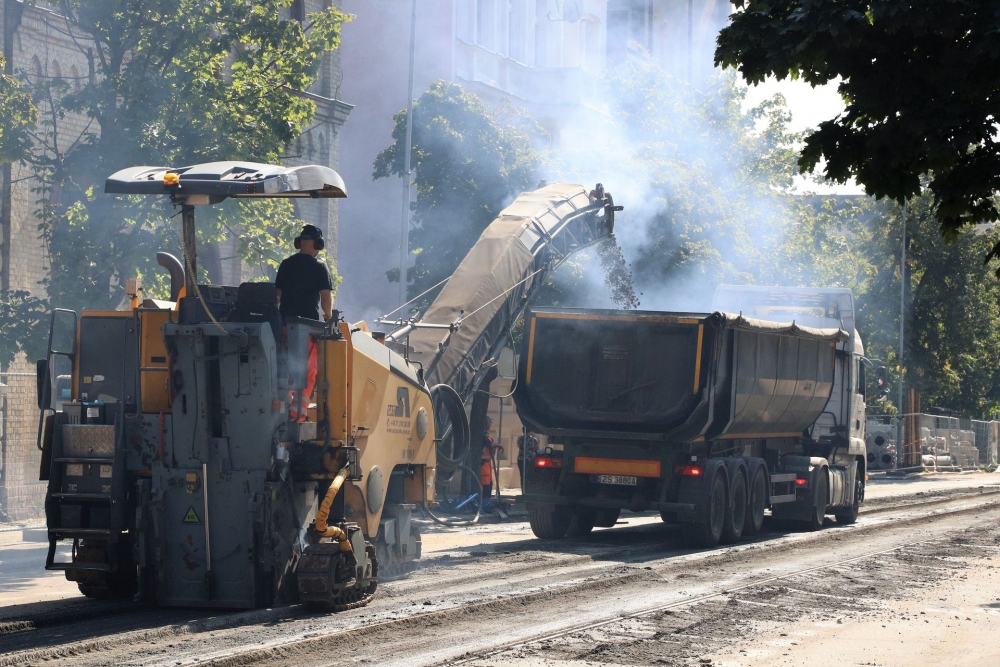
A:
[514,308,847,440]
[409,184,596,397]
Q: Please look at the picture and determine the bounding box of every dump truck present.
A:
[514,286,881,546]
[35,161,620,609]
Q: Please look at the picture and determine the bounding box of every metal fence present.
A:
[867,413,999,472]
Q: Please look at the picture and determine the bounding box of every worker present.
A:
[479,415,502,504]
[275,224,334,321]
[275,224,334,420]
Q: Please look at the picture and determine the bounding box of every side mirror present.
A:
[36,358,52,410]
[49,309,78,356]
[876,365,889,399]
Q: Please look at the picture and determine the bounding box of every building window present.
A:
[291,0,306,24]
[584,18,600,70]
[606,0,652,65]
[477,0,495,50]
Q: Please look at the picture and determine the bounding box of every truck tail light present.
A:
[535,456,562,469]
[795,477,810,489]
[673,464,704,477]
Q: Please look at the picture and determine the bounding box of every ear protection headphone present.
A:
[294,225,325,251]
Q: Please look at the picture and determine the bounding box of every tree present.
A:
[373,81,541,302]
[29,1,347,312]
[716,1,1000,266]
[852,194,1000,417]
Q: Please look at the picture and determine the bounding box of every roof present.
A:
[105,161,347,201]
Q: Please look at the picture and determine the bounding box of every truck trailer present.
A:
[514,287,878,546]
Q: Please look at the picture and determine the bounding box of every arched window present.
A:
[31,55,43,81]
[70,65,81,92]
[51,59,61,80]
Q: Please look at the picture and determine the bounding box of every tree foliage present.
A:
[851,195,1000,417]
[29,1,347,311]
[716,0,1000,267]
[0,291,48,370]
[374,80,541,302]
[0,54,36,165]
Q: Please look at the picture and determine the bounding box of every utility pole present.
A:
[399,0,417,310]
[896,199,907,470]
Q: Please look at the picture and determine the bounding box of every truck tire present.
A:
[682,471,726,548]
[744,465,767,536]
[528,504,571,539]
[567,508,597,537]
[594,508,621,528]
[835,471,864,525]
[721,470,747,544]
[803,470,828,531]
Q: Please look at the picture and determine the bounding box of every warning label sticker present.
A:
[182,506,201,524]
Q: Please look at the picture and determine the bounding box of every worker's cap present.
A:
[485,415,494,425]
[297,224,323,241]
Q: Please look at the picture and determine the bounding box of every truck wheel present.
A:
[804,470,828,531]
[528,504,570,539]
[567,508,597,537]
[594,508,621,528]
[721,470,747,544]
[835,473,864,525]
[744,466,767,536]
[682,471,726,548]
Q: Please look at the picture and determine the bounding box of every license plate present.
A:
[597,474,637,486]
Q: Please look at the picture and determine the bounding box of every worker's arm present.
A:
[320,289,333,321]
[275,288,281,304]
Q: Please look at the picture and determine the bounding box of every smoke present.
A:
[539,60,819,314]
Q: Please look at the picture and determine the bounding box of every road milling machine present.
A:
[35,161,621,610]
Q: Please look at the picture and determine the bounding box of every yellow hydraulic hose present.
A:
[313,467,352,551]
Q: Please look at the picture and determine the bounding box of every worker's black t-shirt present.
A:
[274,253,334,320]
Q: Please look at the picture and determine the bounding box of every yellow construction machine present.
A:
[35,162,619,609]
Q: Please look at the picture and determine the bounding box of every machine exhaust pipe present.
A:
[157,252,185,302]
